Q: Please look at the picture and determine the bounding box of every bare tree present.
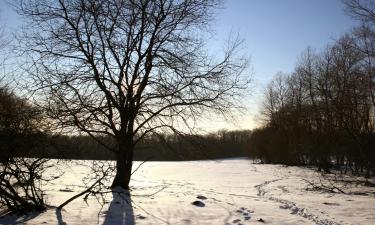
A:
[343,0,375,24]
[16,0,250,189]
[260,72,290,126]
[0,11,7,70]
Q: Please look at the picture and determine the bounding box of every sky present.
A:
[0,0,359,131]
[210,0,358,130]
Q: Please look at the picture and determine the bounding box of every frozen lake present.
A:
[1,159,374,225]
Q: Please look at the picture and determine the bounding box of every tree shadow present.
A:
[102,190,135,225]
[54,190,134,225]
[0,211,43,225]
[55,208,67,225]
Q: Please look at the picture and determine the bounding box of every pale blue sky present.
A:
[216,0,356,85]
[0,0,359,130]
[212,0,358,129]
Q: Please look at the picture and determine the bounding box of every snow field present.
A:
[1,159,374,225]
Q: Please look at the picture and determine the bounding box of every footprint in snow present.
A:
[323,202,340,206]
[258,218,265,223]
[191,200,205,207]
[192,195,208,207]
[233,207,253,222]
[136,214,146,219]
[196,195,207,200]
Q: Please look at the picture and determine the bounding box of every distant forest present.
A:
[27,130,251,161]
[248,26,375,177]
[5,132,252,161]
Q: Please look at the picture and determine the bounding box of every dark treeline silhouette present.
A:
[0,86,46,160]
[17,130,250,161]
[0,86,51,212]
[247,26,375,177]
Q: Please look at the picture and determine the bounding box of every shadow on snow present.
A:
[54,189,134,225]
[102,190,135,225]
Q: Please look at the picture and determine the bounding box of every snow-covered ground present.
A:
[1,159,374,225]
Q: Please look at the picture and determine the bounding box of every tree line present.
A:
[16,130,251,161]
[246,0,375,177]
[248,24,375,176]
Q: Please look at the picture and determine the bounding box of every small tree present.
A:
[17,0,250,189]
[0,86,50,213]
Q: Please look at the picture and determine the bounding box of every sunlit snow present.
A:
[1,159,374,225]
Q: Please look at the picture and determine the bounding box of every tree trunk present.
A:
[111,139,134,189]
